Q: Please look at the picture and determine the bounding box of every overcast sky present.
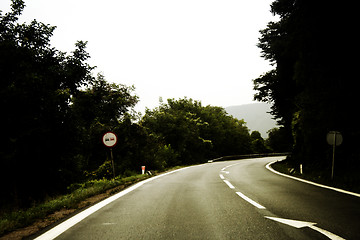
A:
[1,0,277,113]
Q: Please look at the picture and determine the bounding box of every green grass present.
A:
[0,164,190,237]
[0,174,150,237]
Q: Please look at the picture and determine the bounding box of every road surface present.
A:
[35,157,360,239]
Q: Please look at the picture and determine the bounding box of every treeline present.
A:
[254,0,358,179]
[0,1,281,208]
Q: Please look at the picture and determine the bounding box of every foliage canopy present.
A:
[1,0,291,212]
[142,98,252,165]
[0,1,261,209]
[254,0,358,175]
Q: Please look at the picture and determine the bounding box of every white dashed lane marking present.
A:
[219,163,266,209]
[223,180,235,189]
[219,160,345,240]
[236,192,266,209]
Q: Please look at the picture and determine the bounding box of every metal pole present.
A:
[331,132,336,180]
[110,148,115,179]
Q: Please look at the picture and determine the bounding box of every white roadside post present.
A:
[141,166,145,175]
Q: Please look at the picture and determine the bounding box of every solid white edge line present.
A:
[35,165,202,240]
[266,159,360,198]
[236,192,266,209]
[223,180,235,189]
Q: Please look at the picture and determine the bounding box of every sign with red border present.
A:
[102,132,117,148]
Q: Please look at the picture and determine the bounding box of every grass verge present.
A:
[271,159,360,194]
[0,174,151,239]
[0,165,189,239]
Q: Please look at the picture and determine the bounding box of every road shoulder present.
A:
[266,159,360,198]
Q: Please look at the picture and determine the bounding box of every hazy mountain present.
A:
[225,103,278,138]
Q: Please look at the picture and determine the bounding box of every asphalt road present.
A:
[35,157,360,239]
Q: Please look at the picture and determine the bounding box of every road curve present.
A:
[34,157,360,239]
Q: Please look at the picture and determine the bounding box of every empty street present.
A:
[35,157,360,239]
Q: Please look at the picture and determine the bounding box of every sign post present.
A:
[102,132,118,179]
[326,131,343,180]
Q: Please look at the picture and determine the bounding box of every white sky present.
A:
[1,0,277,113]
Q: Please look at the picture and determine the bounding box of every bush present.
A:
[153,144,179,170]
[84,161,114,180]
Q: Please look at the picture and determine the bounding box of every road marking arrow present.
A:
[265,216,315,228]
[265,216,345,240]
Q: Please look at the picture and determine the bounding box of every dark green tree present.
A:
[265,127,291,153]
[141,98,210,165]
[141,98,252,165]
[254,0,358,175]
[0,0,94,206]
[250,131,268,153]
[70,74,139,173]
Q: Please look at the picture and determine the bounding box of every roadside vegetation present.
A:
[0,174,152,236]
[271,158,360,194]
[0,2,287,237]
[2,0,357,237]
[253,1,359,186]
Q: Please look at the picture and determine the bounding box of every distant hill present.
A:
[225,103,278,138]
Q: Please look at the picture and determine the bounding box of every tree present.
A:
[0,0,94,206]
[250,131,268,153]
[70,74,139,172]
[141,98,252,165]
[254,0,359,174]
[141,98,210,165]
[199,106,251,157]
[265,127,291,153]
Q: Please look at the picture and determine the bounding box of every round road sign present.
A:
[102,132,118,148]
[326,131,343,146]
